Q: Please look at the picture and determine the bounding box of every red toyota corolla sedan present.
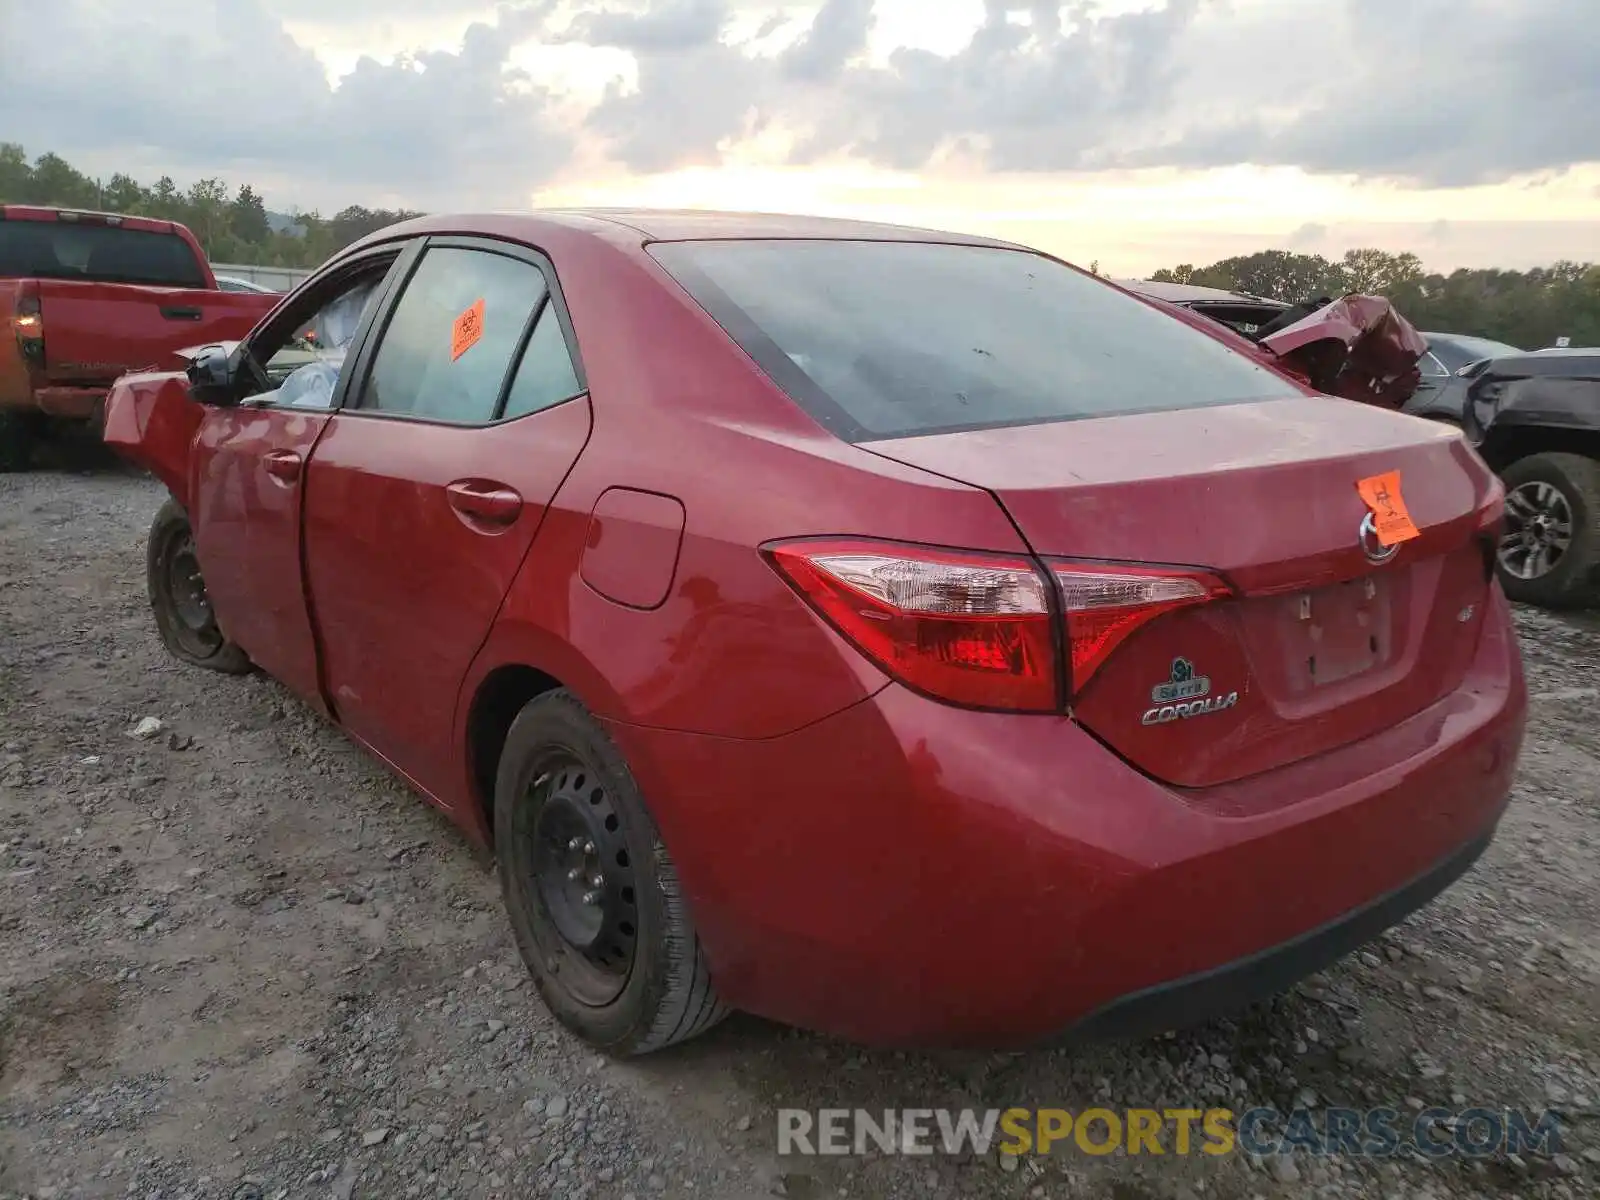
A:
[102,210,1526,1056]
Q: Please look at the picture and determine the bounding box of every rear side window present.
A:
[358,247,548,425]
[502,308,583,420]
[650,240,1298,441]
[0,220,206,287]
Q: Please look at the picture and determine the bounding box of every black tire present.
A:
[1495,452,1600,609]
[146,498,254,674]
[494,690,728,1056]
[0,410,41,473]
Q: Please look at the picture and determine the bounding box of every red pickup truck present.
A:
[1,206,282,470]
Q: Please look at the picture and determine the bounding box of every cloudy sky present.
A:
[3,0,1598,275]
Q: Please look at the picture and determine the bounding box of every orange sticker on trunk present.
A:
[451,298,486,361]
[1356,470,1421,546]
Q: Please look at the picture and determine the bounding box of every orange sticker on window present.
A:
[451,298,486,361]
[1356,470,1421,546]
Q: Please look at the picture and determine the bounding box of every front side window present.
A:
[246,263,393,409]
[357,247,549,425]
[650,239,1300,441]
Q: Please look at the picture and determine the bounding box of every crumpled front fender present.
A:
[102,370,201,509]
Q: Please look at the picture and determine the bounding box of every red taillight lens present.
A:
[765,539,1059,712]
[1051,563,1231,693]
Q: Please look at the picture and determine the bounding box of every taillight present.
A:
[1050,562,1231,694]
[13,283,43,365]
[764,538,1059,712]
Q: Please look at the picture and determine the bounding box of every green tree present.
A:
[0,142,31,202]
[1204,251,1346,303]
[230,184,271,244]
[1340,248,1424,296]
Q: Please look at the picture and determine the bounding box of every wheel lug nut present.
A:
[583,841,595,855]
[589,874,604,888]
[567,837,583,851]
[581,891,600,906]
[567,867,582,880]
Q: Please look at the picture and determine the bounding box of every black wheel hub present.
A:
[1500,481,1574,581]
[530,760,638,996]
[168,534,216,634]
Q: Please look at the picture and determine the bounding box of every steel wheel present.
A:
[1500,480,1574,581]
[525,753,640,1006]
[146,498,253,674]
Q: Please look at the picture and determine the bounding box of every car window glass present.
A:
[0,221,206,287]
[501,305,583,419]
[358,247,548,425]
[253,270,389,409]
[651,240,1298,441]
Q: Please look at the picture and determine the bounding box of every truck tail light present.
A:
[764,538,1059,712]
[1049,562,1231,695]
[13,282,44,365]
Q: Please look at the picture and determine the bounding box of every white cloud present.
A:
[2,0,1597,228]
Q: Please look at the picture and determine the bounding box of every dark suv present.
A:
[1464,348,1600,607]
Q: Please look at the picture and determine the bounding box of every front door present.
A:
[301,238,592,802]
[188,246,414,712]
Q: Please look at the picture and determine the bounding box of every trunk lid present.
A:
[36,281,277,387]
[863,397,1503,787]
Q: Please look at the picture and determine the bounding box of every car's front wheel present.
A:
[494,690,728,1055]
[146,499,254,674]
[1496,452,1600,608]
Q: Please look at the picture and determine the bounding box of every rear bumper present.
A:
[609,585,1526,1047]
[0,385,106,422]
[1065,829,1491,1042]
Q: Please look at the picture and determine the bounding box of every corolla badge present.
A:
[1142,657,1239,726]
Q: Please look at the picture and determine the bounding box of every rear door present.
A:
[187,244,416,711]
[302,237,592,801]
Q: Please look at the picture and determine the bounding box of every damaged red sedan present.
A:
[104,211,1526,1055]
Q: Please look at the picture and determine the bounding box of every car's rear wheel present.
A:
[494,690,728,1055]
[1495,452,1600,608]
[146,499,254,673]
[0,411,42,473]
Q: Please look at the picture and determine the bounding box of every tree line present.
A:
[4,143,1596,349]
[0,144,420,271]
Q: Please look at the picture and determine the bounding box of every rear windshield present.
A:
[0,220,206,288]
[649,239,1298,441]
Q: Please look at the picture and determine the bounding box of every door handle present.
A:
[263,450,303,483]
[161,305,204,321]
[446,480,523,526]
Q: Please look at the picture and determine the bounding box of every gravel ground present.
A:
[1,454,1597,1200]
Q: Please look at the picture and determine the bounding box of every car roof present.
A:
[1115,278,1288,308]
[0,205,183,237]
[1481,348,1600,375]
[353,208,1029,254]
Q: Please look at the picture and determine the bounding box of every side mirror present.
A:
[185,343,242,406]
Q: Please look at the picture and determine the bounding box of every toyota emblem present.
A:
[1359,512,1399,564]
